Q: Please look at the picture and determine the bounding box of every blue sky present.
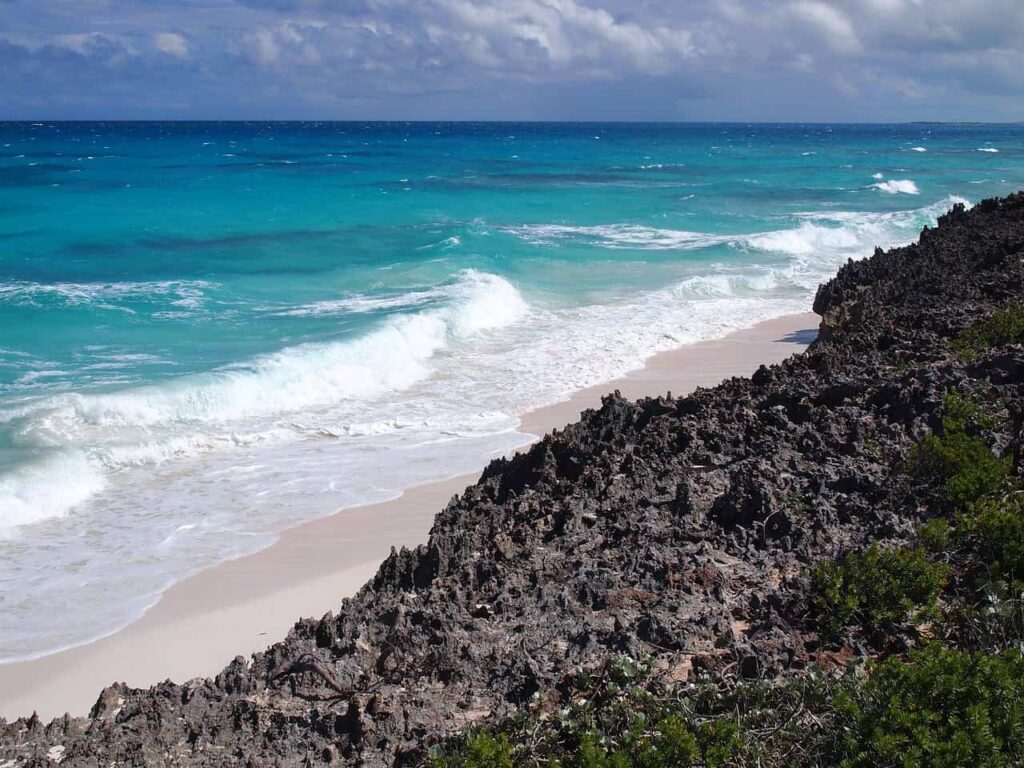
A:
[1,0,1022,120]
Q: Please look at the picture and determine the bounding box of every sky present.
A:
[0,0,1022,121]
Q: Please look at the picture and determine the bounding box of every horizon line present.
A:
[1,118,1022,126]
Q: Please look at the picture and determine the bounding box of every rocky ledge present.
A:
[2,193,1023,766]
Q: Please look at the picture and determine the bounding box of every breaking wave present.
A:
[872,179,920,195]
[508,196,966,262]
[0,270,527,534]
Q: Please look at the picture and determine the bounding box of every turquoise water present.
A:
[1,121,1021,660]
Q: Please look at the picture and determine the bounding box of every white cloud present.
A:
[153,32,188,58]
[246,28,281,64]
[53,32,109,55]
[3,0,1024,119]
[242,21,326,67]
[433,0,696,73]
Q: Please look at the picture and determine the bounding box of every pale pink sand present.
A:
[0,312,817,721]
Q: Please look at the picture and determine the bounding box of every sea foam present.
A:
[504,223,730,250]
[13,271,524,431]
[872,179,920,195]
[508,197,965,266]
[0,270,527,535]
[0,451,106,533]
[0,280,213,311]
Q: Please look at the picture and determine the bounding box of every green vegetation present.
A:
[956,493,1024,584]
[835,643,1024,768]
[914,391,1022,589]
[429,390,1024,768]
[951,300,1024,360]
[430,646,1024,768]
[911,391,1024,652]
[432,732,515,768]
[429,659,846,767]
[811,544,947,639]
[912,391,1009,510]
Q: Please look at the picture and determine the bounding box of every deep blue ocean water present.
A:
[1,121,1021,660]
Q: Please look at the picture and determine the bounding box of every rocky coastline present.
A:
[2,192,1023,766]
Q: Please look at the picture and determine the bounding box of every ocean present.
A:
[0,121,1021,662]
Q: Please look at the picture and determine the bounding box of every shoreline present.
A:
[0,311,818,721]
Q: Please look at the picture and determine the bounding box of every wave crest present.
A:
[505,223,730,250]
[18,271,525,433]
[0,451,106,534]
[508,196,967,263]
[0,270,527,534]
[872,179,920,195]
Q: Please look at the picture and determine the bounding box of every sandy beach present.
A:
[0,311,818,722]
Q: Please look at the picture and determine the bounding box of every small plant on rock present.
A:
[812,544,948,639]
[951,300,1024,360]
[912,392,1010,510]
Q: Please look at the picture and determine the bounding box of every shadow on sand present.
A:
[776,328,819,345]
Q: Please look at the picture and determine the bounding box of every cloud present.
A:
[789,1,861,53]
[153,32,188,58]
[0,0,1021,119]
[245,27,281,64]
[240,21,326,66]
[432,0,696,72]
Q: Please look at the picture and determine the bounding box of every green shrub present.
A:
[570,733,631,768]
[915,431,1010,509]
[939,391,999,433]
[919,517,952,552]
[912,392,1009,510]
[695,720,743,767]
[835,643,1024,767]
[431,731,515,768]
[812,544,948,638]
[958,493,1024,583]
[941,579,1024,653]
[430,646,1024,768]
[634,716,699,768]
[951,301,1024,360]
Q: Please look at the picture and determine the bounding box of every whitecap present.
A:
[872,179,920,195]
[11,272,526,434]
[0,280,214,311]
[505,223,730,251]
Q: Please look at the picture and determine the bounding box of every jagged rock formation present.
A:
[2,193,1023,767]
